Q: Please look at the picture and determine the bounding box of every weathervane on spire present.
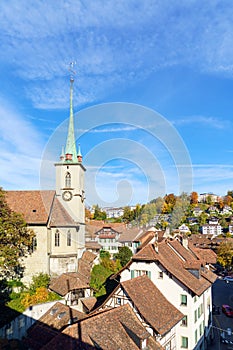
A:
[69,61,76,82]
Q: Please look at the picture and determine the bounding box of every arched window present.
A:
[65,172,71,188]
[67,230,71,246]
[55,230,60,247]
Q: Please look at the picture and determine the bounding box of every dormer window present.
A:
[65,172,71,188]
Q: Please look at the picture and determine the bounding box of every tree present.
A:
[114,246,133,267]
[170,193,189,230]
[93,205,106,220]
[164,193,176,213]
[217,241,233,269]
[224,195,232,207]
[190,192,198,205]
[29,273,50,293]
[100,250,111,259]
[0,188,34,279]
[122,206,134,223]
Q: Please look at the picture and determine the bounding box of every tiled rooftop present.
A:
[41,304,163,350]
[121,275,184,335]
[6,190,55,224]
[24,302,85,350]
[49,272,89,296]
[133,238,217,296]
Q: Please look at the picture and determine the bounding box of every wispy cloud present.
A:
[174,115,232,129]
[0,98,44,189]
[1,1,233,109]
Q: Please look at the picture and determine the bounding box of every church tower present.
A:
[55,70,86,246]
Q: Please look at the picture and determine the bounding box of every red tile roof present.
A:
[49,197,76,227]
[121,275,184,335]
[24,302,84,350]
[6,190,55,224]
[41,304,163,350]
[49,272,89,296]
[6,190,77,227]
[133,238,217,296]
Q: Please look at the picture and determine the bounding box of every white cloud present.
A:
[0,99,44,189]
[1,1,233,108]
[174,115,232,129]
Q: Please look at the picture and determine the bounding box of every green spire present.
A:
[65,77,77,162]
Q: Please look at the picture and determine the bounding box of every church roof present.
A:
[49,197,76,227]
[6,190,77,227]
[6,190,55,224]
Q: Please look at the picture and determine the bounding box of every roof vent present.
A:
[57,311,66,319]
[50,308,58,316]
[32,209,37,212]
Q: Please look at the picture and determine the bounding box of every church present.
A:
[6,74,86,283]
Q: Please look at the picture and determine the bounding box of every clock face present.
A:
[62,190,73,201]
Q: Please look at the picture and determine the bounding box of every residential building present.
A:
[192,207,203,217]
[104,207,124,218]
[116,235,216,350]
[95,225,121,255]
[48,250,97,307]
[198,193,219,203]
[201,224,222,236]
[98,275,184,349]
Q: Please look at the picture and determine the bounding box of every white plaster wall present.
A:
[121,260,212,350]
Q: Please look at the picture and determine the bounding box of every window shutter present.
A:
[131,270,135,279]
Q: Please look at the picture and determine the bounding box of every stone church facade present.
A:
[6,76,86,283]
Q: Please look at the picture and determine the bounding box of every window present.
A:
[131,270,151,279]
[116,297,121,305]
[135,270,150,277]
[199,323,202,336]
[195,329,198,343]
[159,271,163,279]
[65,172,71,188]
[55,230,60,247]
[29,237,37,253]
[198,304,203,318]
[181,294,187,306]
[181,336,188,348]
[181,315,188,327]
[194,296,197,302]
[194,309,197,322]
[67,230,71,246]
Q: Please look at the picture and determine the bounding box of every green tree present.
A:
[0,188,34,279]
[114,246,133,267]
[29,273,50,293]
[170,193,189,229]
[100,250,111,259]
[93,205,106,220]
[122,206,134,223]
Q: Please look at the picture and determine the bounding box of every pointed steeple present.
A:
[60,146,65,161]
[77,143,82,163]
[65,70,77,162]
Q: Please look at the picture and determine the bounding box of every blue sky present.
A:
[1,1,233,207]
